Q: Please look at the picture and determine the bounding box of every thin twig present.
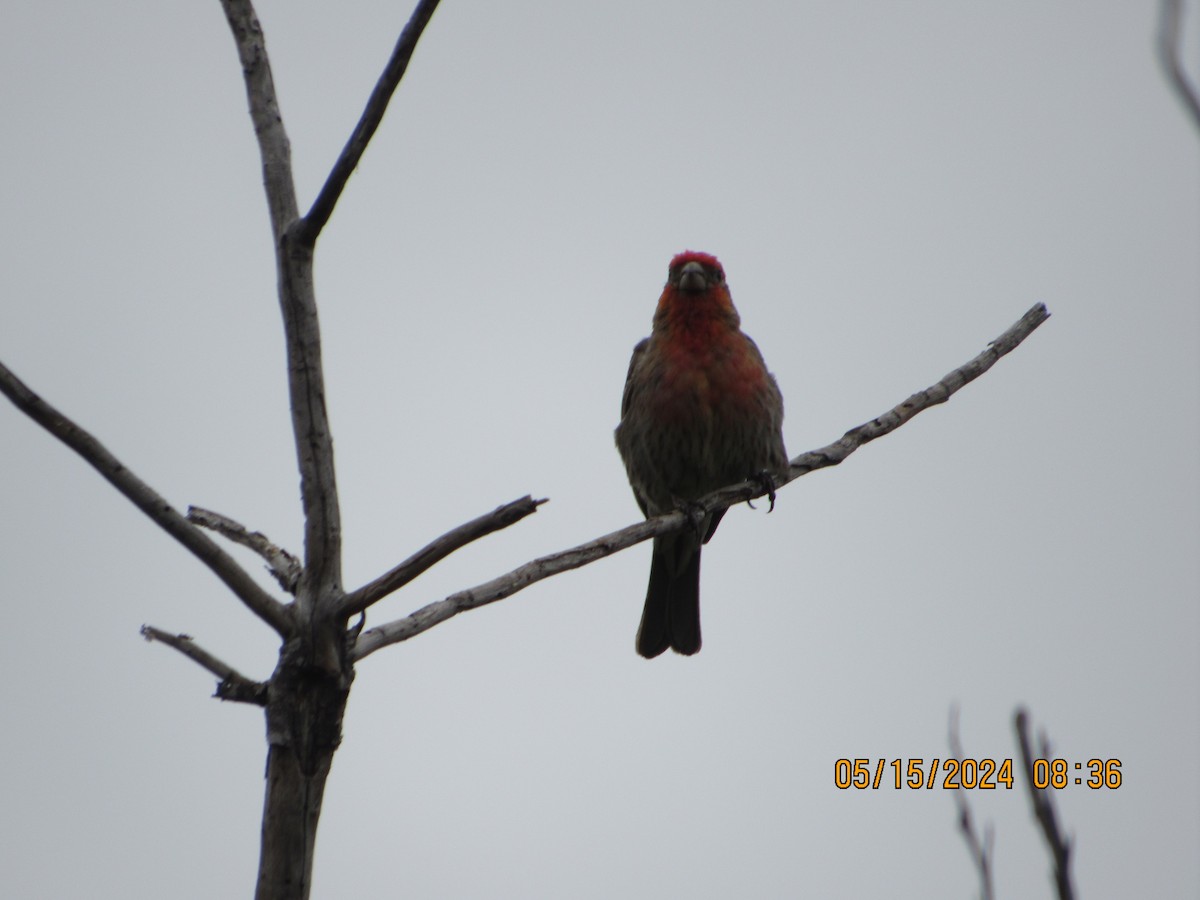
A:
[141,625,269,705]
[189,505,302,593]
[0,359,291,635]
[1159,0,1200,132]
[1015,708,1076,900]
[295,0,443,245]
[342,495,547,618]
[353,303,1050,660]
[949,707,995,900]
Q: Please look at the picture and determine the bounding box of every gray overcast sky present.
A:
[2,2,1197,897]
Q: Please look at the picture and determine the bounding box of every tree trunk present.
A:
[255,629,353,900]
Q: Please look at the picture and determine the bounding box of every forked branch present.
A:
[0,359,291,636]
[353,303,1050,660]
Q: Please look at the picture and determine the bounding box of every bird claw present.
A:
[745,470,778,513]
[672,495,708,539]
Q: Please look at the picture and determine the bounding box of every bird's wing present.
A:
[620,337,650,420]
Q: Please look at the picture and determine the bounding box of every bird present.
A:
[615,251,788,658]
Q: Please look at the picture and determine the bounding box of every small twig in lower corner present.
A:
[1015,708,1076,900]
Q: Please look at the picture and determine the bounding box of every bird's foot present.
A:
[745,470,778,513]
[672,494,708,539]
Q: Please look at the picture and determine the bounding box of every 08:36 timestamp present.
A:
[833,757,1123,790]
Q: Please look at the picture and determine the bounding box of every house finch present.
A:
[615,251,788,658]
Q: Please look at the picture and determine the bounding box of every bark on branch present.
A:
[0,359,291,635]
[141,625,269,705]
[353,303,1050,660]
[295,0,443,246]
[188,505,302,593]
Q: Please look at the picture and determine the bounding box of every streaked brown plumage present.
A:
[615,251,787,657]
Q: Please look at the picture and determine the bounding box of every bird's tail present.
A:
[636,538,701,658]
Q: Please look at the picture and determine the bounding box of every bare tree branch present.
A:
[188,505,302,593]
[782,302,1050,483]
[351,515,657,660]
[353,303,1050,660]
[949,707,995,900]
[341,495,546,618]
[1015,708,1076,900]
[276,250,341,610]
[1159,0,1200,131]
[221,0,342,607]
[295,0,443,246]
[219,0,300,240]
[0,360,291,635]
[141,625,269,706]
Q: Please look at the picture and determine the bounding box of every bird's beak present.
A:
[678,260,707,292]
